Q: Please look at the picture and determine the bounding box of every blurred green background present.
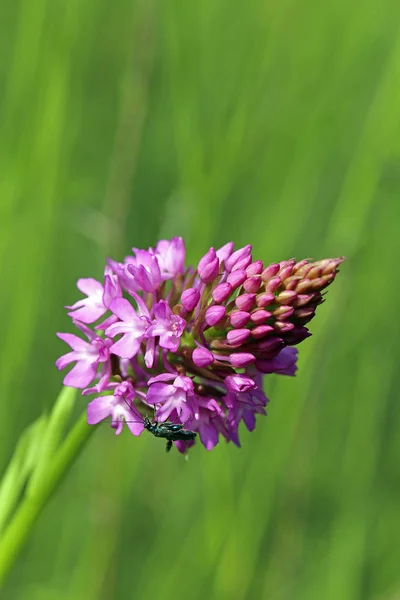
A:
[1,0,399,598]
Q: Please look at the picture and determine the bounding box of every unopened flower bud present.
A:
[235,293,256,311]
[225,244,252,272]
[212,282,233,303]
[278,263,295,280]
[307,266,322,279]
[246,260,263,276]
[293,259,310,271]
[193,347,214,367]
[243,276,261,293]
[308,276,332,291]
[229,311,251,328]
[273,321,295,333]
[265,277,281,293]
[181,288,200,311]
[256,292,275,308]
[276,290,297,304]
[251,325,274,339]
[261,263,280,280]
[227,328,251,346]
[293,293,313,307]
[257,337,284,352]
[294,307,315,321]
[279,259,296,268]
[229,352,256,367]
[284,326,311,344]
[296,279,311,294]
[216,241,234,262]
[232,255,252,272]
[273,305,294,320]
[198,248,219,283]
[295,263,313,277]
[282,275,301,290]
[250,309,271,325]
[227,269,247,289]
[205,305,226,326]
[319,257,345,275]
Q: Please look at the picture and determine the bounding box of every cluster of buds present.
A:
[56,238,344,452]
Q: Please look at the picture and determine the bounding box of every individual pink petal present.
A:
[57,332,91,352]
[95,314,118,331]
[109,297,138,322]
[77,278,104,295]
[109,335,141,359]
[87,395,114,424]
[105,322,130,337]
[55,351,78,370]
[148,373,176,385]
[67,304,106,324]
[198,422,219,450]
[216,241,234,262]
[63,360,97,388]
[145,337,155,368]
[125,419,145,436]
[146,382,175,404]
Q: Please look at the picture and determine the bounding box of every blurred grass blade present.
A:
[27,387,77,496]
[0,416,47,534]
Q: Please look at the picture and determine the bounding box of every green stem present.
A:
[0,411,95,587]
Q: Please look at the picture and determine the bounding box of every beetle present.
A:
[142,416,197,452]
[119,395,197,452]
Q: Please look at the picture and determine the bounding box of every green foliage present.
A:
[0,0,399,598]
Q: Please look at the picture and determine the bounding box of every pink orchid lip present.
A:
[56,239,344,451]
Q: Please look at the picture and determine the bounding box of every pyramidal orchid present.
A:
[56,237,344,453]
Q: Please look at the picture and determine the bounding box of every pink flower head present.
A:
[87,380,144,436]
[147,300,186,352]
[57,238,344,453]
